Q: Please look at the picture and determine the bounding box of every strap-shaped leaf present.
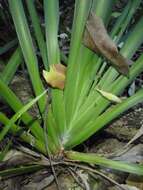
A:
[66,151,143,175]
[0,90,47,142]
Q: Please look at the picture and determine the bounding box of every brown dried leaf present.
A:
[127,174,143,190]
[0,150,39,169]
[43,63,66,90]
[83,12,130,76]
[125,125,143,147]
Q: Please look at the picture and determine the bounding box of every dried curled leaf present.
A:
[43,64,66,90]
[96,88,122,103]
[83,12,130,76]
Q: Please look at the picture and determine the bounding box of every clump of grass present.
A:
[0,0,143,178]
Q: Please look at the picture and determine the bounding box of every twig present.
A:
[107,125,143,158]
[125,124,143,147]
[63,161,126,190]
[43,89,61,190]
[108,145,132,158]
[68,167,86,189]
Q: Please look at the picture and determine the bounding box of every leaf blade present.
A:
[0,90,47,142]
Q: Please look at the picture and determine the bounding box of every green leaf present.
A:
[8,0,46,114]
[0,140,12,161]
[44,0,60,66]
[44,0,66,138]
[64,0,93,126]
[0,90,47,142]
[0,39,18,55]
[92,0,116,23]
[0,113,48,155]
[26,0,48,70]
[64,88,143,148]
[45,107,62,153]
[0,78,44,141]
[1,47,22,85]
[66,151,143,175]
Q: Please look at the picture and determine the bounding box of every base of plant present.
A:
[1,149,143,180]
